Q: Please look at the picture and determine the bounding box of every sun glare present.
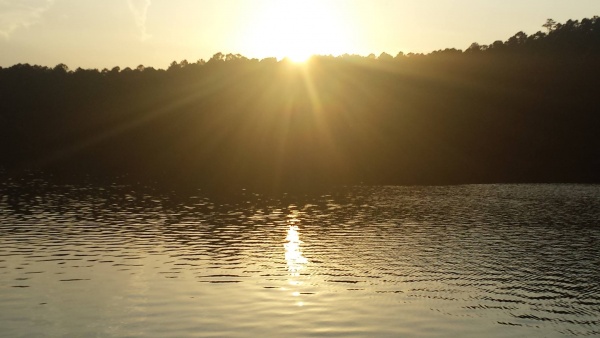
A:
[241,0,356,61]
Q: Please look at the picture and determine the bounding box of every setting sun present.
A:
[241,0,357,61]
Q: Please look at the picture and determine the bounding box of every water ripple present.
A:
[0,181,599,337]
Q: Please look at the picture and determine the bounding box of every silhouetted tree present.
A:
[53,63,69,74]
[378,52,393,61]
[543,18,557,32]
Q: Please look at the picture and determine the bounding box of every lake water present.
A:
[1,180,599,337]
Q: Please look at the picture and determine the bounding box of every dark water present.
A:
[1,180,599,337]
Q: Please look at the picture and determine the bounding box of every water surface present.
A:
[1,181,599,337]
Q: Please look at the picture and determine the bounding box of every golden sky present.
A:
[0,0,598,69]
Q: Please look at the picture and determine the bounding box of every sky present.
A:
[0,0,598,70]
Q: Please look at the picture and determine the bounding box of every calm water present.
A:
[1,180,599,337]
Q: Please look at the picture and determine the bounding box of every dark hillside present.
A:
[1,17,599,192]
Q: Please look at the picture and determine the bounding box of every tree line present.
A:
[1,17,599,192]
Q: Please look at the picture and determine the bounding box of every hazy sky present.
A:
[0,0,598,69]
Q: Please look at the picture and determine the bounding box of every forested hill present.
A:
[1,17,599,192]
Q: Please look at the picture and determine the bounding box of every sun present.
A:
[286,50,312,64]
[241,0,356,61]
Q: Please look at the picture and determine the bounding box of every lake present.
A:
[1,180,599,337]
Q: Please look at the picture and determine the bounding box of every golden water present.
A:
[1,182,599,337]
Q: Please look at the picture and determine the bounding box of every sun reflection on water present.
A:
[285,224,308,276]
[284,213,309,306]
